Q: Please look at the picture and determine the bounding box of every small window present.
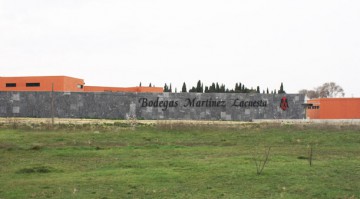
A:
[26,83,40,87]
[6,83,16,87]
[77,84,84,89]
[308,106,320,110]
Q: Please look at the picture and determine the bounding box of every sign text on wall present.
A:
[138,97,268,111]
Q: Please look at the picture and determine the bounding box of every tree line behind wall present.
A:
[163,80,286,94]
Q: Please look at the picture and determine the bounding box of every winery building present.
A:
[0,76,163,93]
[306,98,360,119]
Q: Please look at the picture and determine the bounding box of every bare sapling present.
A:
[253,146,271,175]
[308,143,314,166]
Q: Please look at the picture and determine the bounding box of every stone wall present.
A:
[0,92,305,120]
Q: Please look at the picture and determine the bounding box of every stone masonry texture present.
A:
[0,92,305,121]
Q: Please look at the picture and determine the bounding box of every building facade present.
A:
[306,98,360,119]
[0,76,85,92]
[0,76,163,93]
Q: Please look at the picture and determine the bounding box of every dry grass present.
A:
[1,117,360,132]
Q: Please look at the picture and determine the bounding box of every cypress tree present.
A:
[221,84,225,93]
[181,82,187,92]
[205,86,209,93]
[163,83,168,92]
[196,80,203,93]
[257,86,260,93]
[211,83,216,92]
[169,84,172,93]
[216,83,220,92]
[278,82,286,94]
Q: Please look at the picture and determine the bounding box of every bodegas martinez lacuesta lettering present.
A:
[138,97,273,111]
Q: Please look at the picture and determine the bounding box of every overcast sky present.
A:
[1,0,359,96]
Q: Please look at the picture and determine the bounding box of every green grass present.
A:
[0,122,359,198]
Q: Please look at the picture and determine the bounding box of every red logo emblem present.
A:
[280,96,289,111]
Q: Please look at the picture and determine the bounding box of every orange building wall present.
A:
[306,99,321,119]
[84,86,163,93]
[63,77,85,92]
[1,76,163,93]
[0,76,85,92]
[137,87,164,93]
[307,98,360,119]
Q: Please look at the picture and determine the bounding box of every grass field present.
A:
[0,120,359,198]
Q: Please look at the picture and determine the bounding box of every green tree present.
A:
[181,82,187,92]
[163,83,168,92]
[189,86,196,92]
[278,82,286,94]
[216,83,220,92]
[210,83,216,92]
[205,86,209,93]
[195,80,203,93]
[220,84,226,93]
